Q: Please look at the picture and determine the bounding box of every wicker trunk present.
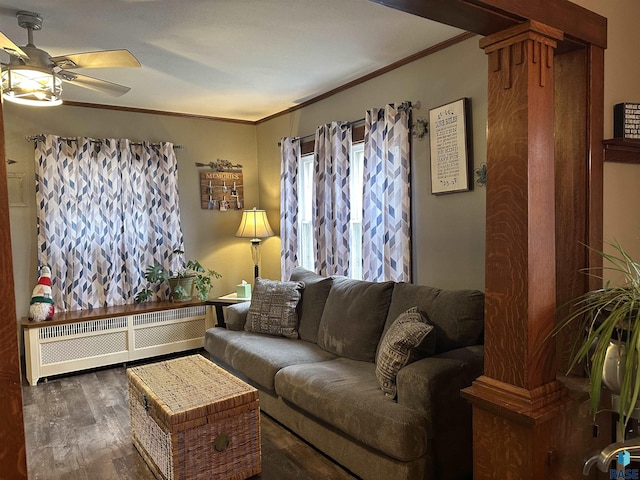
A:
[127,355,261,480]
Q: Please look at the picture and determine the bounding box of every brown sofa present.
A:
[204,267,484,480]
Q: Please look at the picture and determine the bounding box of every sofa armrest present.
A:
[225,302,250,330]
[396,344,484,423]
[396,345,483,478]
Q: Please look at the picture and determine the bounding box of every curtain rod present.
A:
[25,134,184,150]
[277,100,419,147]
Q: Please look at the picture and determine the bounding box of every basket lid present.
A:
[128,355,257,425]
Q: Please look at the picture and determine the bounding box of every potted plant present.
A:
[134,249,221,303]
[553,240,640,437]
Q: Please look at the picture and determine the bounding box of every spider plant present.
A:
[553,240,640,437]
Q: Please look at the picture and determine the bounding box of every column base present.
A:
[462,376,570,479]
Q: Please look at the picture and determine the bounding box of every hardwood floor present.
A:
[22,355,357,480]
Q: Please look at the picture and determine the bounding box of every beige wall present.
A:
[6,103,259,323]
[257,37,488,289]
[574,0,640,278]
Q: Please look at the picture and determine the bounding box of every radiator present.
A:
[24,305,211,386]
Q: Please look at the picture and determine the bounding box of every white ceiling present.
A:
[0,0,463,122]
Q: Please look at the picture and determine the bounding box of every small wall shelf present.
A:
[603,138,640,164]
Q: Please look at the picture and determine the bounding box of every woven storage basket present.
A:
[127,355,261,480]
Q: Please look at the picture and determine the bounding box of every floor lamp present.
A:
[235,207,274,279]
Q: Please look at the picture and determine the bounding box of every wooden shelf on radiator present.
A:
[22,301,214,386]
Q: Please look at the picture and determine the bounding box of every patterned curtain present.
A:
[314,122,352,276]
[35,135,184,311]
[362,105,412,282]
[280,137,300,280]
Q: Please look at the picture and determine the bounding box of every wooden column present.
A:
[462,20,569,479]
[0,96,27,477]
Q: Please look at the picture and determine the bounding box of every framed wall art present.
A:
[199,170,244,210]
[429,97,472,195]
[7,173,27,207]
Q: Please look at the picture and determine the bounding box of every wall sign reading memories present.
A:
[429,98,472,194]
[199,170,244,210]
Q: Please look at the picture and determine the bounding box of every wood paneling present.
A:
[554,47,589,374]
[587,45,605,293]
[0,98,28,478]
[480,21,563,390]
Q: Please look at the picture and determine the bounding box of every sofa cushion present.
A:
[383,283,484,354]
[274,358,429,461]
[245,278,304,339]
[205,328,337,391]
[376,307,435,399]
[289,267,333,343]
[317,277,394,362]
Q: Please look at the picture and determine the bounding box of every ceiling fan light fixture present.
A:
[2,66,62,106]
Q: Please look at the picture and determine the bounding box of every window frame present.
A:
[297,138,364,279]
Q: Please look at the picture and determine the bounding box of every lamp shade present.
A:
[235,208,274,240]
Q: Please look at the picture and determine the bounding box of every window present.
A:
[297,142,364,279]
[281,106,410,282]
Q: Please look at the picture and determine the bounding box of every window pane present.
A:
[297,144,364,279]
[298,153,314,271]
[349,143,364,279]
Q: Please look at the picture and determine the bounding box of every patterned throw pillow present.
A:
[375,307,435,399]
[245,278,304,338]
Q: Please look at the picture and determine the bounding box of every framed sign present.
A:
[429,98,472,194]
[200,170,244,210]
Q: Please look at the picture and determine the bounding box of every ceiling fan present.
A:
[0,10,140,106]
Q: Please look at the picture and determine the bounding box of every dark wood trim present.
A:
[369,0,606,48]
[368,0,517,36]
[20,301,206,329]
[0,99,28,478]
[586,45,605,293]
[476,0,607,48]
[62,32,476,127]
[603,138,640,164]
[62,101,256,125]
[256,32,476,124]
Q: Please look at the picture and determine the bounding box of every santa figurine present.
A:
[29,266,55,322]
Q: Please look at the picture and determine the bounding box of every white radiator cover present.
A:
[24,305,212,386]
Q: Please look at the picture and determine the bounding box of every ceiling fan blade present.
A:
[0,31,28,59]
[58,70,131,97]
[51,49,140,69]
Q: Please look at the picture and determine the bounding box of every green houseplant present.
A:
[553,240,640,437]
[134,249,221,303]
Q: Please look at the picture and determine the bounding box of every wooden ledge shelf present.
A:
[22,301,213,386]
[21,300,205,328]
[603,138,640,164]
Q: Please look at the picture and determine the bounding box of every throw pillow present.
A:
[245,278,304,338]
[289,267,333,343]
[376,307,435,399]
[317,277,394,362]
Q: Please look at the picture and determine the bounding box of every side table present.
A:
[206,293,251,327]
